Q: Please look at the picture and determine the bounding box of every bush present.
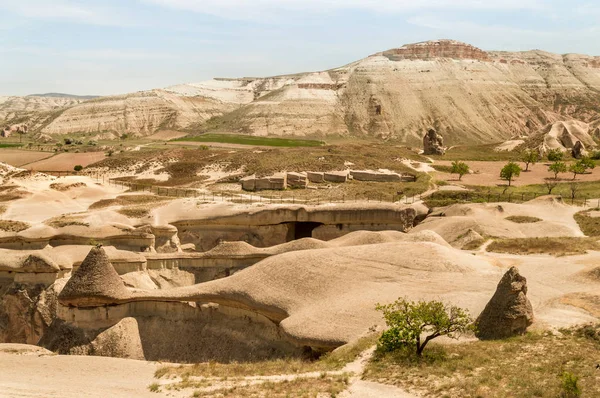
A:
[375,298,473,356]
[73,165,83,172]
[548,148,564,162]
[560,372,581,397]
[64,137,73,145]
[450,161,470,181]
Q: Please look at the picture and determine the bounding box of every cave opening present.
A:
[285,222,324,241]
[375,105,382,115]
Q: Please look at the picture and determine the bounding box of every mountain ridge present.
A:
[3,39,600,145]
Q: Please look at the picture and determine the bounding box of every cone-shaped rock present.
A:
[59,246,129,307]
[475,266,533,339]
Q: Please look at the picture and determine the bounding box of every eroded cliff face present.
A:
[6,40,600,143]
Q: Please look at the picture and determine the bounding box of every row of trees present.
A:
[448,151,596,186]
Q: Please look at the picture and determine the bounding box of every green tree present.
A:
[375,298,473,357]
[500,162,521,186]
[450,161,470,181]
[521,149,539,172]
[547,148,564,162]
[73,165,83,172]
[548,161,567,179]
[568,157,594,180]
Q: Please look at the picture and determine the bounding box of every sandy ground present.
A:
[24,152,106,171]
[0,149,52,167]
[147,130,188,141]
[0,344,165,397]
[436,160,600,186]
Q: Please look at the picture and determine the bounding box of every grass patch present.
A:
[0,220,30,232]
[364,329,600,398]
[148,382,160,393]
[89,194,171,209]
[462,238,486,250]
[155,334,378,380]
[430,164,453,173]
[175,133,325,147]
[505,215,543,223]
[117,205,155,218]
[429,143,522,161]
[46,216,89,228]
[0,143,23,149]
[487,237,600,256]
[188,374,351,397]
[574,210,600,237]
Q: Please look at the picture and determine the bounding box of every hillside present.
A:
[3,39,600,145]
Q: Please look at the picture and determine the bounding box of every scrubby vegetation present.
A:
[487,237,600,256]
[0,220,30,232]
[364,326,600,398]
[574,210,600,237]
[505,215,542,223]
[174,133,325,147]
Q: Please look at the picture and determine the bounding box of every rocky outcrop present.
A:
[572,141,585,159]
[380,39,491,61]
[240,173,287,191]
[286,172,308,188]
[423,128,445,155]
[59,246,129,307]
[475,267,534,339]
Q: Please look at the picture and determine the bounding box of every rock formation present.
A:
[4,40,600,143]
[475,267,533,339]
[59,246,129,307]
[423,128,445,155]
[572,140,585,159]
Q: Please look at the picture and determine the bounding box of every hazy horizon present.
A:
[2,0,599,97]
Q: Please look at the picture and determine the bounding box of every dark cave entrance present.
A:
[285,222,323,241]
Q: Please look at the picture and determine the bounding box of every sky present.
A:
[1,0,599,96]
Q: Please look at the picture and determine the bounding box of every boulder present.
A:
[240,175,257,191]
[240,174,286,191]
[475,266,533,339]
[423,128,445,155]
[572,140,585,159]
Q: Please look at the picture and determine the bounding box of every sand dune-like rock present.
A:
[412,199,583,245]
[58,241,501,349]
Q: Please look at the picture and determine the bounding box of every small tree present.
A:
[73,165,83,172]
[543,178,558,194]
[569,182,580,203]
[450,160,470,181]
[375,298,473,357]
[521,149,539,172]
[549,161,567,179]
[500,161,521,186]
[569,162,586,180]
[547,148,564,162]
[579,156,596,171]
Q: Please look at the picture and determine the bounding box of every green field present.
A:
[0,143,23,148]
[174,133,324,147]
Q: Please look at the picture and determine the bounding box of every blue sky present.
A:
[1,0,599,96]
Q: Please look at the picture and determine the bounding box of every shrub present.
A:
[560,372,581,397]
[450,161,470,181]
[375,298,473,356]
[64,137,73,145]
[73,165,83,172]
[548,148,564,162]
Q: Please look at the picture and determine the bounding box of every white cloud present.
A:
[0,0,135,26]
[144,0,545,20]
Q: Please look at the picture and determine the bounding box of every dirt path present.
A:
[0,344,166,397]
